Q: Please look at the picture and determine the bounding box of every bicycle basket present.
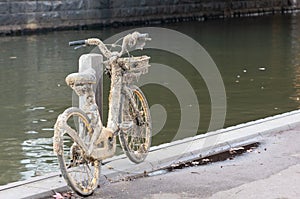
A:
[119,55,150,84]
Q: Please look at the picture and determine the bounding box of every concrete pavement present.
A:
[87,124,300,199]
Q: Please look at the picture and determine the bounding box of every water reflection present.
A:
[21,137,57,179]
[290,14,300,107]
[0,33,77,185]
[1,14,300,185]
[0,138,24,183]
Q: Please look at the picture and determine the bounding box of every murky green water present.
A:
[1,14,300,185]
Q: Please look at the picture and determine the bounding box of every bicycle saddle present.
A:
[65,69,96,86]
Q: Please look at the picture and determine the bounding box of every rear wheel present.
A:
[119,86,152,163]
[54,107,100,196]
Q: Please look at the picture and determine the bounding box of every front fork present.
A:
[122,85,144,126]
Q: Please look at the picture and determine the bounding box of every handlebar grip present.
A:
[137,33,149,38]
[136,32,151,41]
[69,40,86,46]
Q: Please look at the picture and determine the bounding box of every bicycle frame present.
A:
[54,54,145,161]
[53,32,152,196]
[54,32,150,157]
[52,31,151,196]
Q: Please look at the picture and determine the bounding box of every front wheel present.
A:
[119,85,152,163]
[53,107,100,196]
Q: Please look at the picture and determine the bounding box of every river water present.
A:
[1,14,300,185]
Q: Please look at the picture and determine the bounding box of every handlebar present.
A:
[69,32,150,59]
[69,40,86,46]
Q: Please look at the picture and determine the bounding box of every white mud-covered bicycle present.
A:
[53,32,152,196]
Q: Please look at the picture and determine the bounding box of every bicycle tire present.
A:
[54,107,100,196]
[119,85,152,163]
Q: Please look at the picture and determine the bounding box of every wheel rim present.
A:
[121,88,151,162]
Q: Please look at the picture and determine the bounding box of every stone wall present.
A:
[0,0,298,35]
[0,0,109,34]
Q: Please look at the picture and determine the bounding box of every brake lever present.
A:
[74,44,86,50]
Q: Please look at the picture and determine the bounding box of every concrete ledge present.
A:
[1,109,300,199]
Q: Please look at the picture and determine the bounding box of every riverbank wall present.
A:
[0,0,299,35]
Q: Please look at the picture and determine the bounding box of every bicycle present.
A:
[53,32,152,196]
